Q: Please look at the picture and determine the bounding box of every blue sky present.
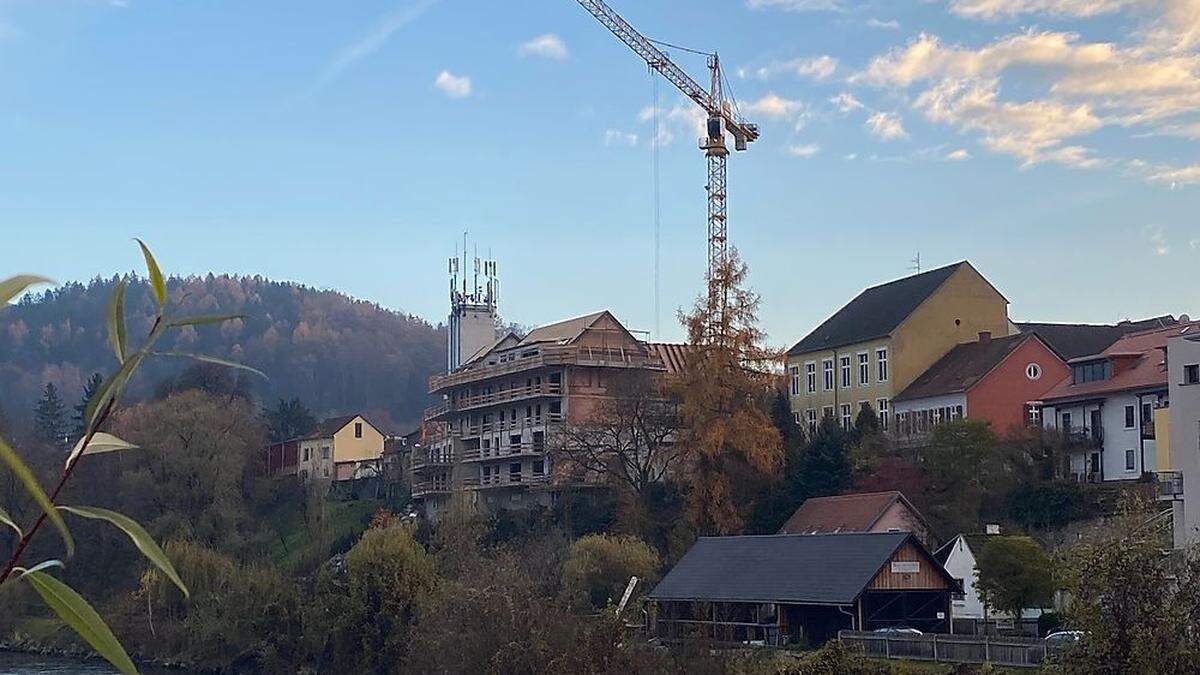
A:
[2,0,1198,346]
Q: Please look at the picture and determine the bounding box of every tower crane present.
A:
[575,0,759,302]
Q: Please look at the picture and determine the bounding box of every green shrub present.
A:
[560,534,660,610]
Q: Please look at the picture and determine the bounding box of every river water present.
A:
[0,652,194,674]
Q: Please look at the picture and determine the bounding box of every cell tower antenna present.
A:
[909,252,922,274]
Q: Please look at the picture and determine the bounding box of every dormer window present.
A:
[1072,360,1111,384]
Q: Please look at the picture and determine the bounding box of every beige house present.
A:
[296,414,386,482]
[785,262,1011,435]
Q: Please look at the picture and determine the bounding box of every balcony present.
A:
[457,413,564,439]
[1157,471,1184,500]
[411,480,451,498]
[430,344,666,393]
[462,473,550,490]
[410,452,454,472]
[1063,427,1103,448]
[461,443,547,463]
[424,382,564,421]
[1141,419,1156,440]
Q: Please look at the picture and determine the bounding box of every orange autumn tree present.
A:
[676,249,783,534]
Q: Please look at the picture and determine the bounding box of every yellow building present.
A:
[296,414,386,482]
[785,262,1011,434]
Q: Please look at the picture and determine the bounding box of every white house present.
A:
[1039,322,1199,482]
[934,532,1045,634]
[1170,332,1200,548]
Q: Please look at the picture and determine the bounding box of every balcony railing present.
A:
[455,413,564,439]
[1142,419,1157,440]
[411,481,451,497]
[461,443,547,463]
[1157,471,1184,500]
[430,344,666,393]
[424,382,564,421]
[410,453,454,471]
[1064,427,1103,448]
[462,473,550,490]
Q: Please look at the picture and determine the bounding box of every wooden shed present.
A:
[647,532,961,647]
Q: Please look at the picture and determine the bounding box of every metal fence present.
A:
[839,630,1048,668]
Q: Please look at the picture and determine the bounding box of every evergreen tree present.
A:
[266,397,318,442]
[72,372,104,440]
[746,388,808,533]
[33,381,68,450]
[799,411,852,499]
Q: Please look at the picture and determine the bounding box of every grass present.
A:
[260,491,384,572]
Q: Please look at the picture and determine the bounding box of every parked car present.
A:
[872,627,923,635]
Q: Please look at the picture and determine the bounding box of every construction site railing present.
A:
[839,630,1047,668]
[430,344,665,392]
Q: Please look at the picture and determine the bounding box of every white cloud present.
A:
[1149,162,1200,186]
[948,0,1139,20]
[867,17,900,29]
[945,148,973,160]
[435,70,472,98]
[753,55,839,80]
[830,92,865,113]
[746,0,841,10]
[604,130,638,147]
[844,153,859,160]
[865,111,909,140]
[787,143,821,157]
[1145,225,1171,255]
[312,0,440,93]
[519,33,568,60]
[743,92,808,119]
[639,103,706,147]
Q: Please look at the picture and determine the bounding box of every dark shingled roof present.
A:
[894,333,1039,402]
[787,262,969,356]
[648,532,923,605]
[1017,315,1176,360]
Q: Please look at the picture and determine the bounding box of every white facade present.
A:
[1043,391,1164,481]
[892,392,967,439]
[938,535,1043,623]
[1170,335,1200,547]
[297,437,334,481]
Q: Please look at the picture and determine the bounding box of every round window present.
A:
[1026,363,1042,380]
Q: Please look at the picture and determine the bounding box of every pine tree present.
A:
[266,397,318,442]
[676,250,783,534]
[33,381,68,451]
[72,372,103,440]
[800,411,852,499]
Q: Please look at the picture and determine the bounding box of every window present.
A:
[858,353,870,386]
[793,411,802,425]
[1072,360,1111,384]
[1125,449,1136,471]
[806,362,817,393]
[823,359,835,391]
[303,448,310,462]
[876,348,889,382]
[806,409,817,434]
[532,460,545,475]
[1125,405,1136,429]
[789,366,801,396]
[840,356,852,388]
[1186,364,1200,385]
[840,403,852,431]
[550,401,562,416]
[354,422,363,438]
[1025,404,1042,427]
[1141,402,1153,425]
[1025,363,1042,380]
[877,398,889,430]
[1062,412,1072,431]
[321,447,330,460]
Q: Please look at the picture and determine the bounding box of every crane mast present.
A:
[575,0,758,291]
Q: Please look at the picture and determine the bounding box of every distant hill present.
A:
[0,275,445,432]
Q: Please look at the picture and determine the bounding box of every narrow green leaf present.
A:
[0,436,72,556]
[85,350,145,435]
[17,559,64,575]
[135,239,166,309]
[0,505,21,538]
[0,274,53,306]
[65,432,138,471]
[106,280,128,363]
[60,506,187,598]
[153,351,267,379]
[167,313,245,328]
[21,570,139,675]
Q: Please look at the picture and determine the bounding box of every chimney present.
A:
[986,524,1001,535]
[978,331,992,343]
